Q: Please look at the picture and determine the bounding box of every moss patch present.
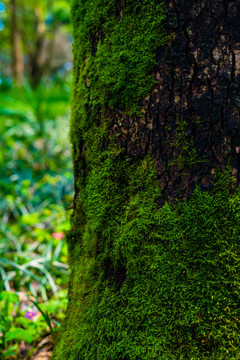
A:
[54,142,240,359]
[168,118,205,172]
[70,0,167,137]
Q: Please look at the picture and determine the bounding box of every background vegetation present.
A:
[2,0,240,359]
[0,0,73,358]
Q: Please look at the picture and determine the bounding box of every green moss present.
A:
[169,118,204,172]
[54,142,240,359]
[53,1,240,359]
[70,0,167,141]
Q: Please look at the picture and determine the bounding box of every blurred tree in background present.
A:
[0,0,72,86]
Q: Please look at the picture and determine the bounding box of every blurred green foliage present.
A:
[0,76,72,358]
[0,0,73,357]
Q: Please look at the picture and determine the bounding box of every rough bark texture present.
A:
[53,1,240,359]
[111,0,240,202]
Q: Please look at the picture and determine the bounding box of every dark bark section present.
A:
[109,0,240,202]
[27,9,46,87]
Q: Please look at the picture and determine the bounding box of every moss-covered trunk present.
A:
[53,1,240,359]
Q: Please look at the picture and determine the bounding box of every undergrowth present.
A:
[0,80,72,358]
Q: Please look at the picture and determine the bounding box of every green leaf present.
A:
[0,258,41,282]
[0,291,18,303]
[2,344,18,357]
[5,328,34,343]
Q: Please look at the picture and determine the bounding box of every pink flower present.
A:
[25,310,36,320]
[52,232,65,240]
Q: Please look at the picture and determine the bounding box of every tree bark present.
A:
[28,7,46,87]
[110,0,240,202]
[10,0,24,85]
[53,1,240,359]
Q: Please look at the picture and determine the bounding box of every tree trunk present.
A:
[28,7,46,87]
[53,1,240,359]
[151,0,240,200]
[10,0,24,85]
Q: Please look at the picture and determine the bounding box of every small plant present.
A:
[0,290,68,358]
[29,298,56,341]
